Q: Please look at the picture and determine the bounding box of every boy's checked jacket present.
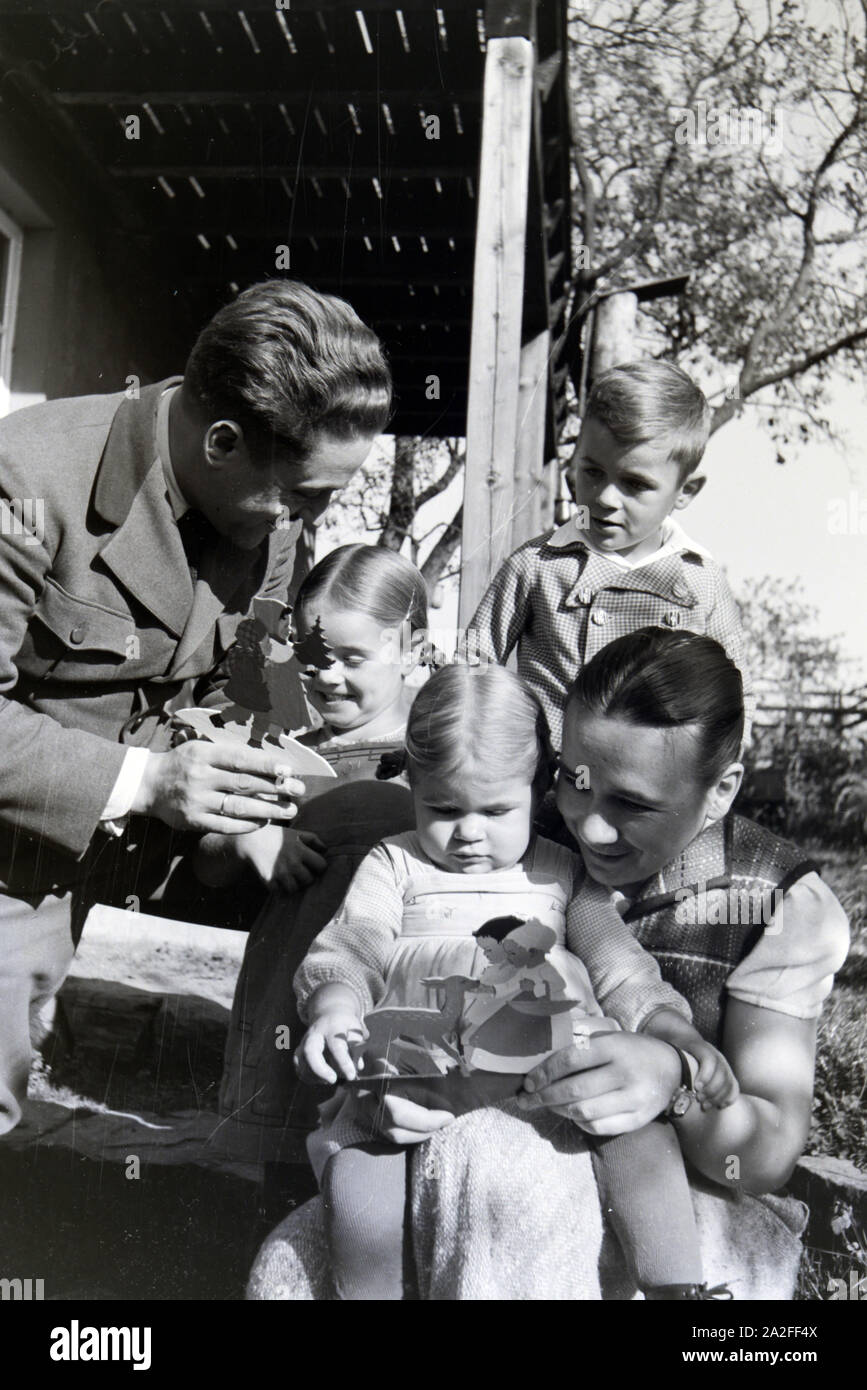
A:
[465,517,754,751]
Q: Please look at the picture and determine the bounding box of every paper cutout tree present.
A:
[293,615,335,671]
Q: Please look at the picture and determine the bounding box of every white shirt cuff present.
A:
[100,747,152,835]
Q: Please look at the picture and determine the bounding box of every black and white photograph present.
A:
[0,0,864,1350]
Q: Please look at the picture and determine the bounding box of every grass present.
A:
[794,842,867,1299]
[806,844,867,1169]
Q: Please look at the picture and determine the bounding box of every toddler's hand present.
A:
[297,1010,367,1085]
[688,1038,740,1109]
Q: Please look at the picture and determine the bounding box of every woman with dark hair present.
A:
[248,629,849,1300]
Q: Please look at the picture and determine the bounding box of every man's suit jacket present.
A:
[0,379,299,895]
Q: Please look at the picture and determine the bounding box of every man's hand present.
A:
[132,740,305,833]
[641,1008,740,1111]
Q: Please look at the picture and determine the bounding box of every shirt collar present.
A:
[155,383,190,521]
[545,513,712,566]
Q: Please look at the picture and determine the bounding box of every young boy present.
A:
[464,360,753,750]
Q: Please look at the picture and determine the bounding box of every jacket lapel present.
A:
[93,380,192,636]
[93,379,267,658]
[167,539,267,679]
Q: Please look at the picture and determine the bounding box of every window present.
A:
[0,207,23,417]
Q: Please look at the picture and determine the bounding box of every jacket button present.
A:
[672,582,689,600]
[663,610,683,627]
[69,626,85,644]
[577,588,592,605]
[590,609,607,625]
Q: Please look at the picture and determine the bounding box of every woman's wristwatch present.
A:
[660,1045,700,1121]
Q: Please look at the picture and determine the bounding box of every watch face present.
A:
[671,1089,693,1117]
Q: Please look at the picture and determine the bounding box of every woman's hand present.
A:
[355,1091,455,1146]
[517,1031,682,1136]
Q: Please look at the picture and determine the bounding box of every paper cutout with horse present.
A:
[349,915,585,1113]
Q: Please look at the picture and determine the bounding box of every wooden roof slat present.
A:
[122,177,478,228]
[138,219,478,240]
[0,1,486,12]
[37,51,479,95]
[156,239,473,285]
[54,89,483,106]
[109,165,478,180]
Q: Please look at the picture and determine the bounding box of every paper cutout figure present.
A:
[351,975,478,1080]
[460,917,577,1073]
[174,706,337,779]
[352,916,582,1085]
[206,596,312,747]
[293,614,335,672]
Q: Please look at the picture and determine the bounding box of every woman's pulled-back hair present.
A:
[294,543,428,639]
[404,664,553,797]
[184,279,392,461]
[567,628,744,785]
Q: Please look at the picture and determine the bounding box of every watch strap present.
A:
[661,1045,698,1121]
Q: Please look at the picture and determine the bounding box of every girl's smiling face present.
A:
[294,599,408,735]
[413,766,534,874]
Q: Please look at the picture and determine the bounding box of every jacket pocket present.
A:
[25,578,136,678]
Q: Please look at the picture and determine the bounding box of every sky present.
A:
[324,376,867,684]
[691,380,867,679]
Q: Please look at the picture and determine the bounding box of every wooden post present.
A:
[512,327,551,545]
[589,291,638,379]
[458,30,535,627]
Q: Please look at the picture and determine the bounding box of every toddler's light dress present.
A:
[296,832,606,1176]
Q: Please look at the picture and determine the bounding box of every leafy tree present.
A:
[734,576,866,843]
[329,0,867,597]
[569,0,867,444]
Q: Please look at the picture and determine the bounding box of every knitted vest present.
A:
[624,815,819,1045]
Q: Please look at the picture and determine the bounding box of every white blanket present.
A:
[248,1102,808,1301]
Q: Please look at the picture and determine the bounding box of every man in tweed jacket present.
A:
[466,361,752,750]
[0,280,390,1134]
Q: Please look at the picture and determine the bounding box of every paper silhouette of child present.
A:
[212,597,320,746]
[461,916,578,1072]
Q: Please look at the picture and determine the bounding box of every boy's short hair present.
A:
[583,359,711,479]
[184,279,392,463]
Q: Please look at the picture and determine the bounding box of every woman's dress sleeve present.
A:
[565,873,693,1032]
[725,872,849,1018]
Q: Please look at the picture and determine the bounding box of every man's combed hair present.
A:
[184,279,392,460]
[584,359,712,479]
[567,628,744,784]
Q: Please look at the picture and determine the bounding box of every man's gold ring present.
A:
[220,793,230,817]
